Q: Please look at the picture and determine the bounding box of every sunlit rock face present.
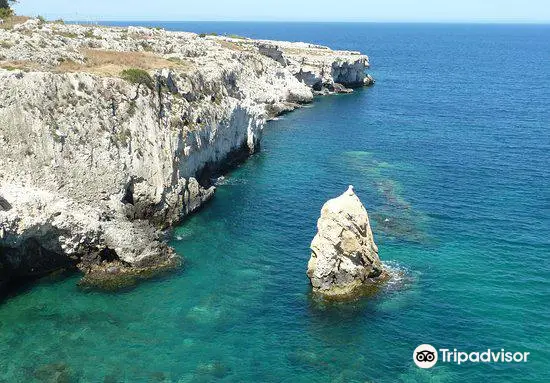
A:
[308,186,386,299]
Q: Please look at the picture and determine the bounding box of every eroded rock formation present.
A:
[308,186,386,298]
[0,19,374,291]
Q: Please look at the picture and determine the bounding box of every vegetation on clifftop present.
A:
[0,0,15,19]
[120,68,154,90]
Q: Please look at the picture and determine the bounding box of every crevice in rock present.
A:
[121,179,135,205]
[0,195,11,211]
[312,81,323,92]
[367,266,383,279]
[98,247,118,263]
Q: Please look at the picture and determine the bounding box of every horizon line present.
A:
[64,19,550,25]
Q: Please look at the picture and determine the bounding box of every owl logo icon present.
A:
[413,344,438,368]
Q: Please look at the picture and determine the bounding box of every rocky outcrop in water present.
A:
[307,186,386,298]
[0,19,373,292]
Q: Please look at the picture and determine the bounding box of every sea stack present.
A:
[307,186,386,298]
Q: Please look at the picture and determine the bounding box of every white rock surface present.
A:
[308,186,386,298]
[243,38,372,90]
[0,19,373,289]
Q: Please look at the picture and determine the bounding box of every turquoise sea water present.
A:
[1,23,550,382]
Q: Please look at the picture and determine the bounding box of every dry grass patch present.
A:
[217,40,247,52]
[0,41,14,48]
[0,16,30,30]
[56,49,191,77]
[0,60,39,71]
[0,48,192,78]
[56,31,78,39]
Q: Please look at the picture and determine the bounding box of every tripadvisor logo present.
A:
[413,344,530,369]
[413,344,438,368]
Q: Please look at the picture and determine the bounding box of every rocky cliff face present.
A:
[0,19,373,291]
[308,186,386,299]
[245,39,374,92]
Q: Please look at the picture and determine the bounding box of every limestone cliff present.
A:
[308,186,386,299]
[0,19,373,291]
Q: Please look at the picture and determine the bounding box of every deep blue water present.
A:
[1,23,549,382]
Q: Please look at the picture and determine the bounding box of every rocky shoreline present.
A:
[0,18,374,293]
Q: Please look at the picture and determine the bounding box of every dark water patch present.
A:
[31,362,79,383]
[0,268,77,304]
[340,150,432,244]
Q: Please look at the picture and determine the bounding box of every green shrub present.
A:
[120,68,154,90]
[140,41,153,52]
[0,7,13,19]
[198,32,218,38]
[37,15,46,24]
[58,31,78,39]
[167,56,185,65]
[116,128,131,146]
[0,0,15,18]
[127,100,137,117]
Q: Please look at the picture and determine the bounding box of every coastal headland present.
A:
[0,18,373,292]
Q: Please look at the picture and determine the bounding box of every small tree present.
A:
[0,0,16,9]
[0,0,16,18]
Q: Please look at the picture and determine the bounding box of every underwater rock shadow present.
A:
[341,150,433,245]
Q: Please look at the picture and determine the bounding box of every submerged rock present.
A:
[307,186,386,299]
[33,362,74,383]
[332,83,354,94]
